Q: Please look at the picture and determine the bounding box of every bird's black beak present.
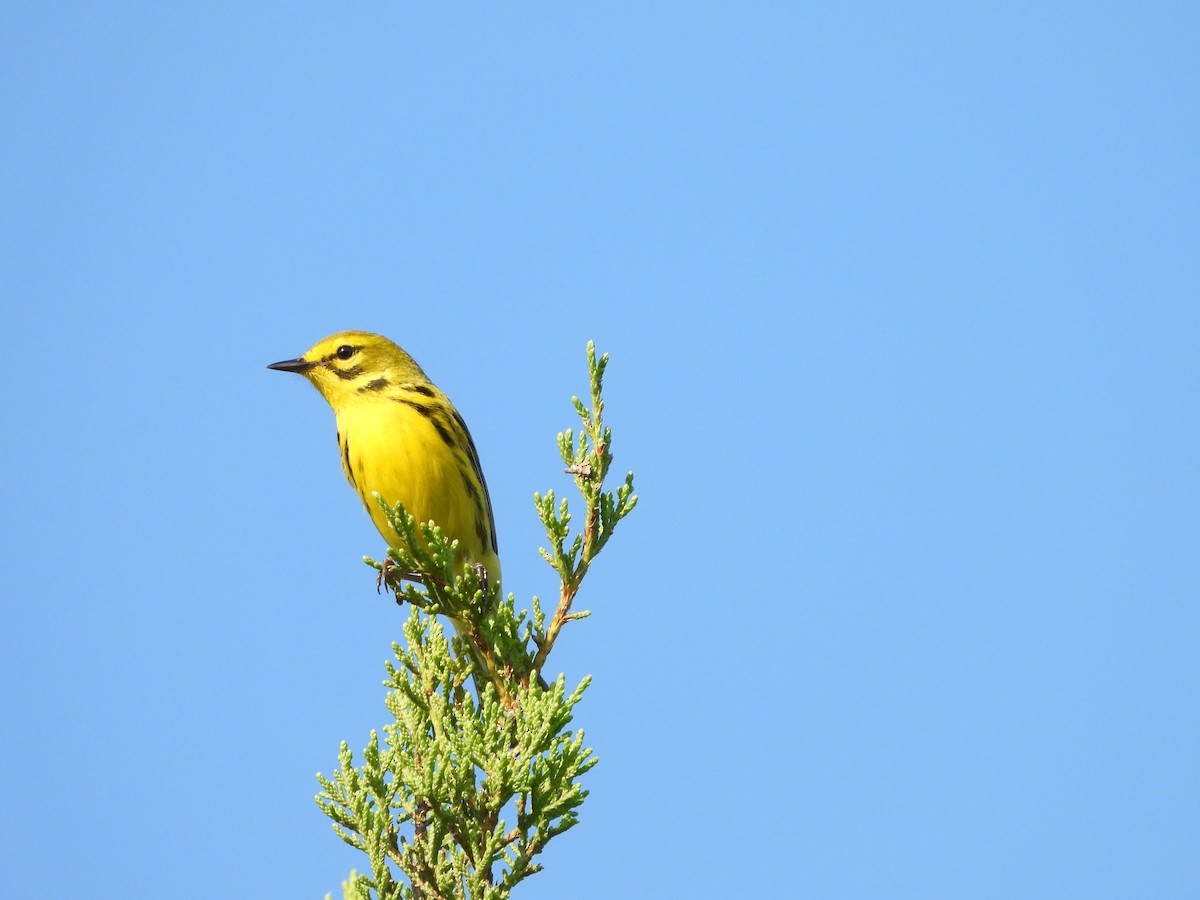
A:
[267,357,317,374]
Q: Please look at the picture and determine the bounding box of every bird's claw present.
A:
[376,557,396,594]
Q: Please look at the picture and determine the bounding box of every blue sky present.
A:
[2,4,1197,897]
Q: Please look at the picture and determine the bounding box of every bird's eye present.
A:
[336,345,357,361]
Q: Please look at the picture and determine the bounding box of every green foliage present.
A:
[316,341,637,899]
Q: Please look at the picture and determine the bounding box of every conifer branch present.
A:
[531,342,638,674]
[319,341,633,900]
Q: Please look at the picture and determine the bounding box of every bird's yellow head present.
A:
[268,331,429,406]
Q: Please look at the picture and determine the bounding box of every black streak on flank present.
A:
[459,464,490,553]
[342,436,358,489]
[462,474,480,505]
[452,411,486,484]
[405,383,436,398]
[392,396,434,417]
[453,410,499,551]
[358,377,389,393]
[390,396,457,450]
[430,415,456,451]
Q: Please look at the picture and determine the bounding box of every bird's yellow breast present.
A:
[333,393,499,581]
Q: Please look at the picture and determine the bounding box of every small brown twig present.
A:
[531,491,599,676]
[411,799,430,900]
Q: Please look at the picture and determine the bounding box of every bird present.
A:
[268,329,501,605]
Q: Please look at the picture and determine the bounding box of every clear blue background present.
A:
[2,4,1196,897]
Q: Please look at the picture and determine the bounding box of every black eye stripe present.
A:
[329,363,364,380]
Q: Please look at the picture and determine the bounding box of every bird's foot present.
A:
[377,557,421,599]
